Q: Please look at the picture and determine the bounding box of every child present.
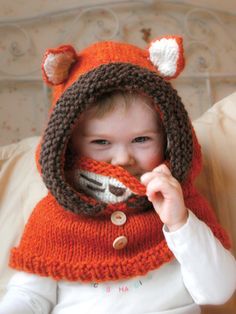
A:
[0,37,235,314]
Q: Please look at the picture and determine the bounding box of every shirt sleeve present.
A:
[163,210,236,305]
[0,271,57,314]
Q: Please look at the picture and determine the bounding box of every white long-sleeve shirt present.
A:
[0,210,235,314]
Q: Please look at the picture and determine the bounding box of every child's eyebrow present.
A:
[133,130,161,134]
[84,130,161,138]
[129,129,163,136]
[83,133,111,138]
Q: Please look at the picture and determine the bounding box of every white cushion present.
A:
[193,92,236,255]
[0,137,47,298]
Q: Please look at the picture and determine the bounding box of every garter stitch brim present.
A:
[9,39,232,282]
[35,41,193,215]
[39,64,193,214]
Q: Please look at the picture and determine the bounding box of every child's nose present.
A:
[111,147,135,166]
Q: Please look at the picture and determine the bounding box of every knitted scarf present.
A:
[9,155,230,283]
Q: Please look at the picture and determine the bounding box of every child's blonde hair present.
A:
[86,91,163,131]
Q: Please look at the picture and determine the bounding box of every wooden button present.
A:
[113,236,128,250]
[111,211,127,226]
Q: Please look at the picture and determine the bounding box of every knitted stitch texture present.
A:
[37,40,192,216]
[9,38,232,282]
[10,159,231,282]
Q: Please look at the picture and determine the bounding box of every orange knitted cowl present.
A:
[9,151,231,283]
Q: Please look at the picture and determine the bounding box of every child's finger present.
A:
[146,176,176,201]
[153,164,172,176]
[140,171,158,185]
[140,164,171,186]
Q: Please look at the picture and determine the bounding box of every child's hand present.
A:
[140,164,188,232]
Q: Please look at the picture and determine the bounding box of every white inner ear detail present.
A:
[149,38,179,77]
[44,52,75,84]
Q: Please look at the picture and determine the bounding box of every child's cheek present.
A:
[144,149,164,171]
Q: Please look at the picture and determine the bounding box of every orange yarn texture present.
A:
[50,41,158,106]
[9,39,231,283]
[9,164,231,282]
[76,157,147,196]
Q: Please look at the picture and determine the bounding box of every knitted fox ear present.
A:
[148,36,185,79]
[42,45,77,86]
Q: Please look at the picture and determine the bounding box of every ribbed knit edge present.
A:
[9,223,230,282]
[9,243,174,282]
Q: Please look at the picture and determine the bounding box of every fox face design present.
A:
[72,169,134,203]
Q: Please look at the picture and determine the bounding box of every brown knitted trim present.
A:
[40,63,193,215]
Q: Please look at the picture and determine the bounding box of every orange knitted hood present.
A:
[9,37,231,282]
[36,37,197,215]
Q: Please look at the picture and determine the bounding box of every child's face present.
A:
[71,98,165,179]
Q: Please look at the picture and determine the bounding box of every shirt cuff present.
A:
[163,210,199,251]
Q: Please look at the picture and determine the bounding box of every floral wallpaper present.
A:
[0,0,235,145]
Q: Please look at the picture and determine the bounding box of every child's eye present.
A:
[132,136,151,143]
[91,139,110,145]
